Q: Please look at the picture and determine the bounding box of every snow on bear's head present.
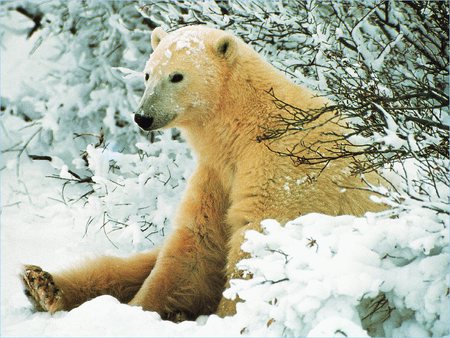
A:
[134,26,238,131]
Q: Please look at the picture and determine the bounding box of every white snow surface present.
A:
[1,5,449,338]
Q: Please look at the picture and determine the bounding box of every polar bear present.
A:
[22,25,384,320]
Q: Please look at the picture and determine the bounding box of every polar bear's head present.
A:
[134,26,238,131]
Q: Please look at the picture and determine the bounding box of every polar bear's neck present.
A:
[181,45,330,189]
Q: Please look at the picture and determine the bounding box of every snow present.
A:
[162,29,206,53]
[1,3,449,338]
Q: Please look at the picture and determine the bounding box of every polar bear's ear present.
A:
[215,35,237,62]
[151,27,168,50]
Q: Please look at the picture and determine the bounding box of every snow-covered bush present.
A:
[1,1,152,159]
[59,132,194,250]
[1,0,195,243]
[226,203,448,337]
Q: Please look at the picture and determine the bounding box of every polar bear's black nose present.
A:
[134,114,154,130]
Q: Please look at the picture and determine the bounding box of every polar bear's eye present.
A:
[145,73,149,81]
[169,73,184,83]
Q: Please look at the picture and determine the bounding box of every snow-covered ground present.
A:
[1,4,449,338]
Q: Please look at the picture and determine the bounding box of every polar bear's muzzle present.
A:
[133,108,175,131]
[134,114,154,131]
[135,85,178,131]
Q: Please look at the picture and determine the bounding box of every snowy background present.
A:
[1,1,448,337]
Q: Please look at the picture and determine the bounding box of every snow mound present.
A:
[225,209,448,337]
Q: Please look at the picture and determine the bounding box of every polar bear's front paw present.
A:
[21,265,63,313]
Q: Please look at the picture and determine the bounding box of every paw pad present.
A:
[21,265,62,313]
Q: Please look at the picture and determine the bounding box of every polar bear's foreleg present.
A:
[128,166,229,320]
[21,250,159,313]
